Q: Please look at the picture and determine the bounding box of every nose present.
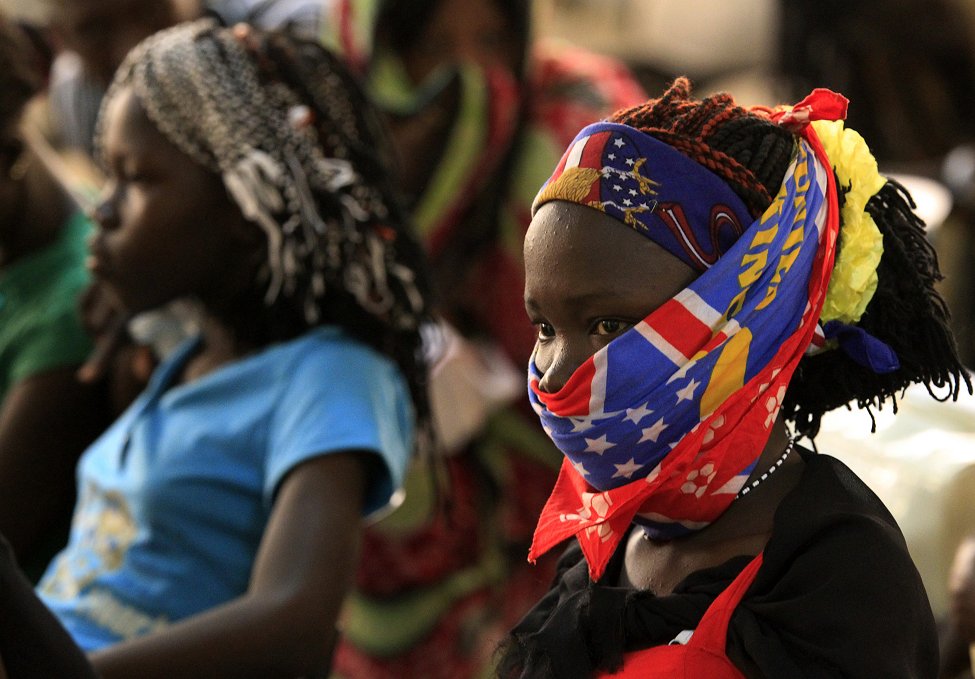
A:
[536,341,587,394]
[90,187,119,231]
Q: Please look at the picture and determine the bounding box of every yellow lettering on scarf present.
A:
[737,225,776,286]
[738,250,767,288]
[700,328,752,417]
[728,222,778,315]
[757,226,805,309]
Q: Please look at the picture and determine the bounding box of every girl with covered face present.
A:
[500,78,971,678]
[0,18,432,679]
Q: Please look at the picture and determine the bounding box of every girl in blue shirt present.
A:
[0,18,431,679]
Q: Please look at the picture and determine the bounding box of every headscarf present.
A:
[526,92,845,580]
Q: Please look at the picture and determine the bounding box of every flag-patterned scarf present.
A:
[527,103,843,580]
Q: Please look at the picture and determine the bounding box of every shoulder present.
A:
[270,327,406,392]
[734,450,938,677]
[261,328,414,514]
[762,449,923,592]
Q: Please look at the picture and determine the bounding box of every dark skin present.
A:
[523,201,803,597]
[0,122,110,574]
[67,87,376,678]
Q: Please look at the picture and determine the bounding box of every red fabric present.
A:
[596,553,764,678]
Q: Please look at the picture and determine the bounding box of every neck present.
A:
[0,153,73,268]
[179,310,260,384]
[620,420,803,592]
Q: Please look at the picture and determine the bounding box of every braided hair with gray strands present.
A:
[95,18,432,428]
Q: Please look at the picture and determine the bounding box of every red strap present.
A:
[688,552,764,649]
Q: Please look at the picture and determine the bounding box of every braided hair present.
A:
[612,77,971,437]
[95,19,432,430]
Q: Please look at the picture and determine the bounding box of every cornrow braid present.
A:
[610,77,971,437]
[95,19,433,432]
[611,77,795,219]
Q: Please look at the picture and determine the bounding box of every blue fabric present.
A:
[822,320,900,373]
[37,326,413,650]
[532,122,754,271]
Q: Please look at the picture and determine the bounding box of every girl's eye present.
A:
[536,322,555,339]
[593,319,629,336]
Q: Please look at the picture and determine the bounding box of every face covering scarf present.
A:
[527,94,844,581]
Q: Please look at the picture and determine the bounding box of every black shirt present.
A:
[499,449,938,678]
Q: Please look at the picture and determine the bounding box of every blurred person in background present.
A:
[42,0,326,161]
[0,12,111,583]
[1,19,433,678]
[322,0,647,676]
[26,0,333,426]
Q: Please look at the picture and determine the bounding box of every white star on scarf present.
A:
[608,153,616,160]
[573,459,589,477]
[667,359,696,384]
[675,378,701,404]
[614,137,626,148]
[569,416,597,432]
[624,403,654,425]
[612,458,642,479]
[639,417,669,443]
[585,434,616,455]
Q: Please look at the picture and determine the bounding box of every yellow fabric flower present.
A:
[810,119,886,324]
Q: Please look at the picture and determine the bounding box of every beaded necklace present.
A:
[736,437,797,499]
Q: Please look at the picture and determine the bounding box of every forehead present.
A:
[100,86,196,168]
[102,87,156,148]
[524,201,698,307]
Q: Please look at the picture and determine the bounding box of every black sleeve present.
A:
[0,535,98,678]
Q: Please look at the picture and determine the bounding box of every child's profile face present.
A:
[88,86,254,315]
[523,201,698,394]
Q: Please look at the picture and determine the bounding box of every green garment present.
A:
[0,212,93,401]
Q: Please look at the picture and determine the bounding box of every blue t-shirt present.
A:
[38,326,413,650]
